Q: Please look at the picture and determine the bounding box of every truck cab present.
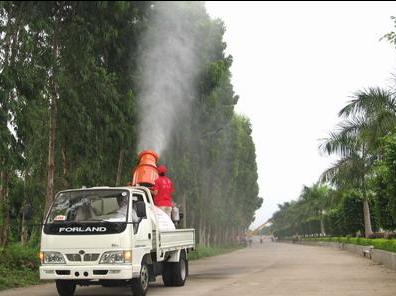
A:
[39,186,195,296]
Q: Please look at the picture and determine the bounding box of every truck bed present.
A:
[153,228,195,254]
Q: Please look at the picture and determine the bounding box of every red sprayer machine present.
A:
[131,150,159,187]
[131,150,180,222]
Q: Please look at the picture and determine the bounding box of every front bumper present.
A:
[40,264,137,280]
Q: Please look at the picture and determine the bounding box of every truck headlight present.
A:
[40,251,66,264]
[99,250,132,264]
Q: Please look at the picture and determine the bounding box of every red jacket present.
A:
[152,175,174,207]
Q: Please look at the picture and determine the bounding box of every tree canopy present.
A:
[0,1,262,247]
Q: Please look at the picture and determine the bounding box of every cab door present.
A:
[131,193,152,251]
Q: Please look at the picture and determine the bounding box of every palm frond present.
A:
[319,129,359,157]
[320,154,365,188]
[339,87,395,118]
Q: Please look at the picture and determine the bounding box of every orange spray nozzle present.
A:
[131,150,159,187]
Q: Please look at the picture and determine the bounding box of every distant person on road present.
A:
[151,165,174,218]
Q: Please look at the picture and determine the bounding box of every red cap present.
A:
[157,165,168,174]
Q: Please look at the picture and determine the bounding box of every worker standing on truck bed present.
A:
[152,165,174,217]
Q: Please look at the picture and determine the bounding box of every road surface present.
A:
[1,241,396,296]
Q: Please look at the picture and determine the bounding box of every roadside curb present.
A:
[286,240,396,272]
[372,248,396,271]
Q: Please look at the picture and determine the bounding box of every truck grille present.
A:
[84,253,100,261]
[66,254,81,261]
[66,253,100,262]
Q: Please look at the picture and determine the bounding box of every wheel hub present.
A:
[180,259,186,280]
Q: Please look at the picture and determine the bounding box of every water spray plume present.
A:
[137,2,199,155]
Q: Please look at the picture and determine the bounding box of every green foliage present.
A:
[0,244,40,271]
[0,244,40,291]
[271,183,330,237]
[371,134,396,230]
[272,186,380,238]
[0,1,260,251]
[0,265,39,291]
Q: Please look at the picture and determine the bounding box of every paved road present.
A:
[2,241,396,296]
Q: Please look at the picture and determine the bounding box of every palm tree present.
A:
[338,87,396,152]
[320,87,396,237]
[300,184,331,235]
[320,142,374,237]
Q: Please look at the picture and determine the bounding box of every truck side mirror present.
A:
[23,204,33,221]
[135,201,146,218]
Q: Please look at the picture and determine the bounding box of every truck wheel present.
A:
[172,252,188,286]
[131,263,149,296]
[162,262,174,286]
[55,280,76,296]
[162,252,188,287]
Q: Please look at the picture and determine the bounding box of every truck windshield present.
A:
[46,189,129,223]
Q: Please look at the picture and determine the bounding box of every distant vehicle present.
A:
[239,236,247,246]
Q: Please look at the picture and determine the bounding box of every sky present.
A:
[205,1,396,230]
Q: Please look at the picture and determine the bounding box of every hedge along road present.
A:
[2,240,396,296]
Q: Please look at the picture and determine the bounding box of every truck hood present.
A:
[41,225,133,250]
[41,233,123,250]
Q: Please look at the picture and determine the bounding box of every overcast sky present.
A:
[205,1,396,230]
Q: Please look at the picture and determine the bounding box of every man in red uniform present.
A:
[151,165,174,218]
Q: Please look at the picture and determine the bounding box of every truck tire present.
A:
[55,280,76,296]
[162,262,174,286]
[131,262,150,296]
[172,251,188,286]
[162,251,188,287]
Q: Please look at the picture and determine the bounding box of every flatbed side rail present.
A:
[158,229,195,253]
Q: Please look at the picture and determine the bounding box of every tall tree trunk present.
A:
[189,206,194,230]
[213,225,218,246]
[198,215,205,246]
[61,143,69,188]
[198,215,203,245]
[0,171,10,248]
[0,170,3,247]
[363,198,373,238]
[181,194,186,229]
[115,149,125,186]
[44,19,61,216]
[320,215,325,235]
[45,95,57,216]
[21,175,28,245]
[362,147,373,238]
[206,224,211,247]
[21,212,28,245]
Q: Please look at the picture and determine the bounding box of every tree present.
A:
[300,184,330,235]
[0,1,261,248]
[320,87,396,237]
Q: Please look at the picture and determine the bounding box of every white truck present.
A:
[39,186,195,296]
